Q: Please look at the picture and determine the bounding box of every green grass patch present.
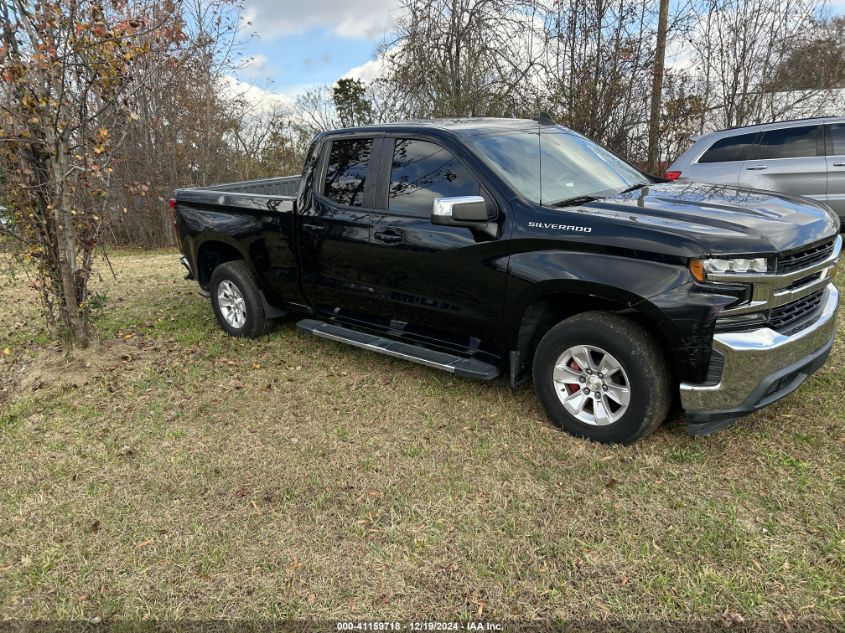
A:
[0,250,842,625]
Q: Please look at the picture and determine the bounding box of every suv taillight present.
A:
[664,170,682,181]
[169,198,179,240]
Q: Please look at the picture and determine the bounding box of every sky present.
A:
[230,0,400,108]
[230,0,845,110]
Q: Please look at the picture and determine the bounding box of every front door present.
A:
[825,123,845,222]
[364,136,510,355]
[298,134,382,315]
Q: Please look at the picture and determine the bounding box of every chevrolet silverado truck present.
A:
[173,118,842,444]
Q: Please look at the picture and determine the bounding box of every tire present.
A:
[532,311,670,444]
[209,261,267,338]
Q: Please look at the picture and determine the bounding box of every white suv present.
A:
[666,116,845,222]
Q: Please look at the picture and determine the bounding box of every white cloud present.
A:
[243,0,400,40]
[341,58,384,83]
[221,76,295,114]
[241,54,271,80]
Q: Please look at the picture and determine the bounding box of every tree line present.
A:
[0,0,843,347]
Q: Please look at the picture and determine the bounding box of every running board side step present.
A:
[296,319,500,380]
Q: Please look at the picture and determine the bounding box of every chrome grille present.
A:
[768,289,825,331]
[777,240,835,274]
[786,272,822,290]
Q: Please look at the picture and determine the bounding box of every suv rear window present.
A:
[698,133,757,163]
[756,125,818,160]
[323,138,373,207]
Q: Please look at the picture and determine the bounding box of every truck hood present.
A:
[584,182,840,256]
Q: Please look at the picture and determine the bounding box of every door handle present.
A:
[374,230,403,244]
[746,165,767,171]
[833,162,845,167]
[302,223,326,234]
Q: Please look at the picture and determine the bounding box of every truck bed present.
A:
[200,175,301,197]
[174,175,300,210]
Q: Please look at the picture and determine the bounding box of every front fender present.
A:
[505,250,739,383]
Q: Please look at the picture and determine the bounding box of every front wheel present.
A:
[209,261,267,338]
[533,312,670,444]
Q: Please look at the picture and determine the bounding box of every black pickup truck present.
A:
[173,118,841,444]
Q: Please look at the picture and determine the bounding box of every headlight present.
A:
[689,257,769,281]
[703,257,768,274]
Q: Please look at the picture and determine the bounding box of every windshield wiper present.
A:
[550,195,601,208]
[619,183,648,194]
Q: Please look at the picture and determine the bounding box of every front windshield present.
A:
[468,126,649,206]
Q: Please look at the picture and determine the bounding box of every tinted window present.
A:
[388,139,480,215]
[698,133,757,163]
[756,125,818,160]
[323,138,373,207]
[829,124,845,155]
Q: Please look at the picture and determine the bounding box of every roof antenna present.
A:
[533,111,555,125]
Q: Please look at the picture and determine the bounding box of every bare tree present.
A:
[768,15,845,91]
[379,0,543,118]
[104,0,256,247]
[295,85,340,134]
[539,0,670,157]
[687,0,837,131]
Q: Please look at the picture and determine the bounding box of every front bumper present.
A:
[680,283,839,434]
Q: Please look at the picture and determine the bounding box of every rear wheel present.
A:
[209,261,267,338]
[533,312,670,444]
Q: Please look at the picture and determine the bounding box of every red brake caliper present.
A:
[565,359,581,395]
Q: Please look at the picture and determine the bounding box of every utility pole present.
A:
[647,0,670,175]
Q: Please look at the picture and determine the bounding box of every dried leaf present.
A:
[721,609,745,628]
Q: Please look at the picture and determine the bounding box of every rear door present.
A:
[298,134,383,314]
[824,123,845,222]
[364,136,510,353]
[740,124,828,204]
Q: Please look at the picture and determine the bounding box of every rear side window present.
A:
[388,139,480,215]
[829,124,845,155]
[323,138,373,207]
[698,133,757,163]
[756,125,818,160]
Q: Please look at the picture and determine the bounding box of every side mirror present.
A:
[431,196,495,226]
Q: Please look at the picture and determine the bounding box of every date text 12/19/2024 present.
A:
[337,623,503,631]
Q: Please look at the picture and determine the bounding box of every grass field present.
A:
[0,249,843,629]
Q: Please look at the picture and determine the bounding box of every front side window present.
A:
[829,124,845,156]
[756,125,818,160]
[388,139,481,215]
[698,133,757,163]
[323,138,373,207]
[468,127,648,206]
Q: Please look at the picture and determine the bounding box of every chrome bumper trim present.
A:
[680,283,839,414]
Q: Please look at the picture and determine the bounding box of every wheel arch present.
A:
[194,235,252,290]
[508,282,681,386]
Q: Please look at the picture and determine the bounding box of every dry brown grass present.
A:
[0,249,843,628]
